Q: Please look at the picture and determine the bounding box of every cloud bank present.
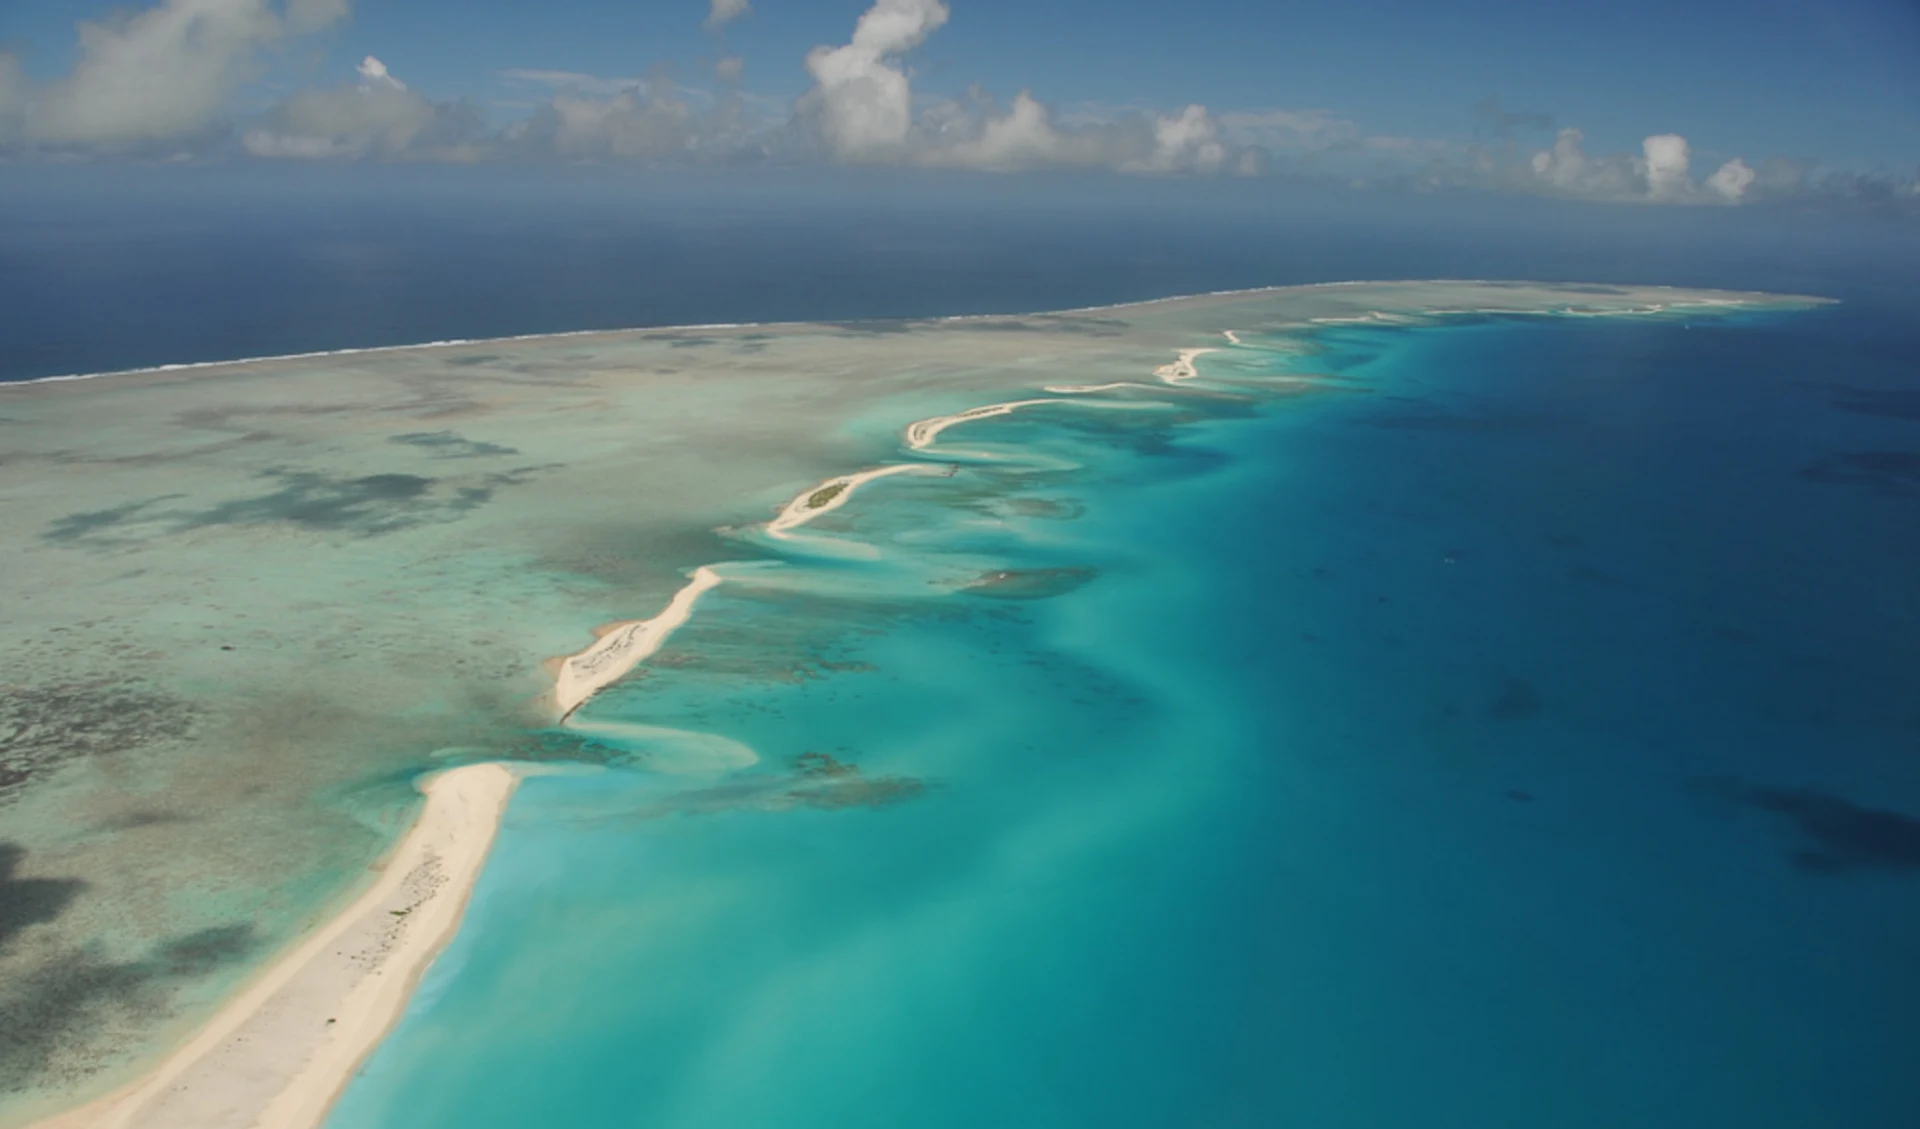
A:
[20,0,351,148]
[243,56,481,160]
[705,0,751,34]
[0,0,1908,209]
[1515,127,1768,204]
[787,1,1237,174]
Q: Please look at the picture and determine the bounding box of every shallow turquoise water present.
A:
[330,307,1920,1128]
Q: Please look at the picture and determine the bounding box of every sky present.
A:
[0,0,1916,207]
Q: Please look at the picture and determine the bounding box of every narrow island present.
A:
[28,764,518,1129]
[4,282,1828,1129]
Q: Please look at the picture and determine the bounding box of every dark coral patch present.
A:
[1488,676,1542,721]
[390,431,520,458]
[0,684,196,804]
[42,497,186,544]
[1825,386,1920,422]
[959,567,1097,600]
[185,471,455,533]
[45,464,546,544]
[1798,451,1920,498]
[0,845,83,950]
[0,923,261,1092]
[1702,778,1920,874]
[785,753,926,810]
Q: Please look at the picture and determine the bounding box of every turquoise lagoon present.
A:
[4,283,1915,1127]
[334,294,1917,1127]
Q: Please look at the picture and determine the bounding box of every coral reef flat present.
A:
[0,282,1839,1126]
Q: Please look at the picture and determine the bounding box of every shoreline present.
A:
[15,283,1833,1127]
[1153,346,1218,384]
[25,763,519,1129]
[551,464,952,723]
[0,281,1831,390]
[552,565,725,719]
[766,464,948,537]
[548,363,1221,724]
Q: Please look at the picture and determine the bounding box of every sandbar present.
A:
[905,396,1172,451]
[1152,346,1217,383]
[552,565,725,718]
[27,763,518,1129]
[2,281,1833,1129]
[766,464,946,537]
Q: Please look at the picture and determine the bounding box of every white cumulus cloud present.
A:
[356,55,405,91]
[29,0,351,147]
[502,75,731,160]
[799,1,1233,175]
[1217,108,1359,152]
[244,55,477,160]
[799,0,949,159]
[1705,157,1756,202]
[1518,128,1757,204]
[1131,104,1226,174]
[921,91,1070,169]
[5,0,1875,206]
[1531,128,1588,187]
[0,53,25,139]
[916,92,1234,174]
[538,89,692,158]
[286,0,351,32]
[705,0,751,32]
[1640,133,1691,200]
[499,69,646,97]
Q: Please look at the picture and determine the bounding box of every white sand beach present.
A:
[1041,380,1154,394]
[1152,346,1217,383]
[5,283,1824,1129]
[766,464,945,537]
[552,565,725,718]
[903,398,1071,449]
[906,396,1175,451]
[27,763,518,1129]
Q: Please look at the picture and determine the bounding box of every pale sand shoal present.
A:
[553,466,948,719]
[1041,381,1154,394]
[905,396,1178,451]
[570,367,1230,720]
[554,338,1233,736]
[552,565,725,718]
[903,398,1072,450]
[766,464,946,537]
[29,763,519,1129]
[14,290,1819,1129]
[1152,346,1218,384]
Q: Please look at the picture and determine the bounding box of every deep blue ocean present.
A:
[5,171,1916,1126]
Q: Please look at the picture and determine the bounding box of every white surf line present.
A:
[10,322,767,388]
[766,464,948,538]
[15,285,1812,389]
[552,566,725,719]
